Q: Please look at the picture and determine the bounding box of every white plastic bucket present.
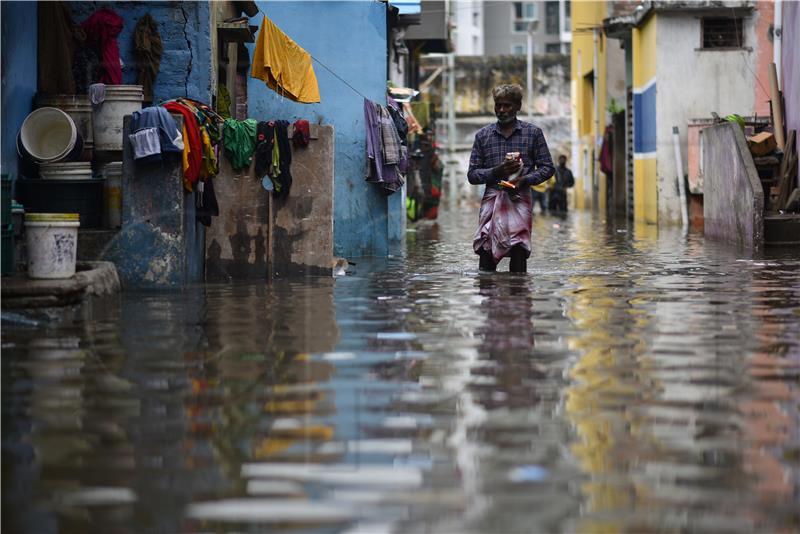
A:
[93,85,144,151]
[19,107,78,163]
[103,162,123,228]
[35,94,93,151]
[25,213,80,279]
[39,162,93,180]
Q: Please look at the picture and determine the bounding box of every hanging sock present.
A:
[251,15,320,103]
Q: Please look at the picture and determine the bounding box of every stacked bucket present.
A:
[15,86,143,279]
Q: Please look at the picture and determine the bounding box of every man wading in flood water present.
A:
[467,84,555,273]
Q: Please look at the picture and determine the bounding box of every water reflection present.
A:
[2,210,799,533]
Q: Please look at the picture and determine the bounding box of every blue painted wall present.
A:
[247,1,396,258]
[67,1,212,103]
[0,2,37,179]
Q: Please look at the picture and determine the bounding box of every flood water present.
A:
[3,209,799,533]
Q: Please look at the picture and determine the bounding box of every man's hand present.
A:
[491,159,523,180]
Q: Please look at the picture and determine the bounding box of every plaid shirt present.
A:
[467,119,555,188]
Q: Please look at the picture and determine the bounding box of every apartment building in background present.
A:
[482,0,572,56]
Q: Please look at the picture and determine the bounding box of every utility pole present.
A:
[526,19,539,119]
[447,52,457,211]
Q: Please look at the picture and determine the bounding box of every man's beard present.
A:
[496,114,516,125]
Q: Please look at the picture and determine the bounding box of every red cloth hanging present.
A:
[81,8,124,85]
[163,102,203,190]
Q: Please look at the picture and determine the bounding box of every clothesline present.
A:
[255,5,371,102]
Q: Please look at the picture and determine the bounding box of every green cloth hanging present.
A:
[223,118,258,171]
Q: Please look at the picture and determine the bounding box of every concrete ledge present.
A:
[1,261,120,309]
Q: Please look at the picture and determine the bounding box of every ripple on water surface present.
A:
[2,210,798,533]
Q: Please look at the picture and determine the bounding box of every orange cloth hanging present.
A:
[251,15,321,104]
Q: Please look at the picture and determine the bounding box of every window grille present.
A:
[702,17,744,49]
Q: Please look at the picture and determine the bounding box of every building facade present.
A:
[483,0,571,56]
[574,0,775,226]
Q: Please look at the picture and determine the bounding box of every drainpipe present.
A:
[774,0,782,87]
[593,28,600,208]
[672,126,688,229]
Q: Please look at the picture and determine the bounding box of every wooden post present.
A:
[769,63,786,150]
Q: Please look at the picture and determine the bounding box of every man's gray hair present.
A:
[492,84,523,104]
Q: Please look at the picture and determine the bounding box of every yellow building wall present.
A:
[632,16,658,224]
[571,0,608,211]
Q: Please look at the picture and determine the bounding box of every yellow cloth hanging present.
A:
[251,15,321,104]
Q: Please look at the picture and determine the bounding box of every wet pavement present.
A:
[3,208,799,533]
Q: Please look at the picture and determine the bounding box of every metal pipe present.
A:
[774,0,782,87]
[447,52,457,211]
[527,29,533,118]
[672,126,688,228]
[593,28,600,207]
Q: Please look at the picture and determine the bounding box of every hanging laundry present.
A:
[386,96,408,146]
[222,118,258,171]
[89,83,106,105]
[38,1,78,94]
[292,120,310,148]
[196,176,220,228]
[163,101,203,191]
[364,99,403,195]
[81,8,124,85]
[217,85,232,120]
[272,121,293,198]
[251,15,320,103]
[129,106,183,162]
[133,14,163,102]
[254,121,273,180]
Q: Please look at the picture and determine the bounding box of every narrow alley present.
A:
[3,208,798,533]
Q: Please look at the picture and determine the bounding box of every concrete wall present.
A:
[702,122,763,250]
[67,1,212,103]
[272,125,335,277]
[247,1,396,259]
[425,55,570,117]
[0,1,37,179]
[783,1,800,182]
[655,13,759,224]
[101,117,205,289]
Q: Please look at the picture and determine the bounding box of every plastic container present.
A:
[39,162,93,180]
[35,94,93,160]
[93,85,144,151]
[16,179,104,228]
[24,213,80,279]
[18,107,80,163]
[103,162,123,228]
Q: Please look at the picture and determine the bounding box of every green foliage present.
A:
[607,97,624,115]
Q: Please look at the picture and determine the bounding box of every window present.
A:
[545,2,559,35]
[473,35,479,53]
[702,17,744,49]
[546,43,561,53]
[473,10,479,27]
[513,2,537,33]
[512,44,527,55]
